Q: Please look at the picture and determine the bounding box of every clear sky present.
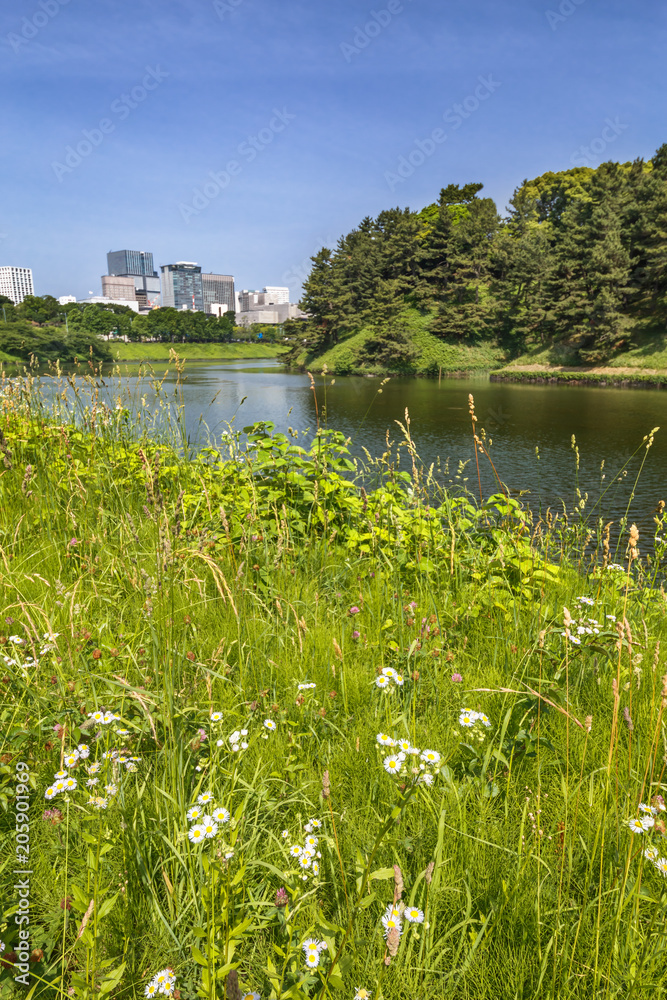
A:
[1,0,665,301]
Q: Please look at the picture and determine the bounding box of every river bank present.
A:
[112,341,288,363]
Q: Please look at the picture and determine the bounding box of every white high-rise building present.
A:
[0,266,34,304]
[263,286,290,305]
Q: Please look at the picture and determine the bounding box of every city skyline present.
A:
[1,0,664,303]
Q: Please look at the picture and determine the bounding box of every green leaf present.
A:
[369,867,395,881]
[99,962,126,995]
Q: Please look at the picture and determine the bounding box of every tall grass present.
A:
[0,364,666,1000]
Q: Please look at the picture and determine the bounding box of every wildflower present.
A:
[304,951,320,969]
[376,733,395,747]
[375,676,390,689]
[352,630,360,639]
[645,845,660,861]
[89,710,105,723]
[54,769,68,780]
[187,805,203,821]
[63,753,79,768]
[77,744,90,759]
[212,806,230,824]
[282,829,290,839]
[53,779,67,793]
[87,762,101,774]
[276,887,289,906]
[451,673,462,683]
[569,636,581,645]
[210,711,223,721]
[289,844,303,859]
[381,914,402,938]
[403,906,424,923]
[264,719,277,731]
[421,749,441,765]
[145,984,159,997]
[86,778,98,787]
[459,712,475,727]
[44,786,57,800]
[418,772,434,787]
[349,606,361,615]
[297,682,316,690]
[308,818,322,828]
[382,667,397,679]
[642,815,655,831]
[188,825,206,844]
[354,989,372,1000]
[312,860,320,876]
[577,596,595,606]
[654,858,667,876]
[201,816,219,839]
[394,673,404,686]
[9,635,24,644]
[628,818,646,834]
[116,728,130,736]
[302,938,323,955]
[89,796,108,810]
[197,792,213,805]
[606,614,617,621]
[102,711,119,724]
[639,803,657,816]
[241,994,260,1000]
[383,755,402,775]
[299,855,312,870]
[477,713,491,728]
[105,783,118,796]
[305,835,318,848]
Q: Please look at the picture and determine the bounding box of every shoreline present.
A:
[491,367,667,389]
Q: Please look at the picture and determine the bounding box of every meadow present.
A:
[1,364,667,1000]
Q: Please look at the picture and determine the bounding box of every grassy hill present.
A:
[112,341,288,362]
[292,309,507,376]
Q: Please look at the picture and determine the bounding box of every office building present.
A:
[237,302,308,326]
[239,286,290,312]
[107,249,155,277]
[0,266,34,304]
[160,262,204,311]
[107,249,161,307]
[263,286,290,305]
[202,273,235,314]
[102,275,137,301]
[58,295,76,306]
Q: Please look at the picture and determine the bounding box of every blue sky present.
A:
[1,0,665,301]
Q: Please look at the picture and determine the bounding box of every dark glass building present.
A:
[202,273,236,314]
[107,250,156,277]
[160,262,204,311]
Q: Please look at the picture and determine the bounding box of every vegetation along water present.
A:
[1,366,667,999]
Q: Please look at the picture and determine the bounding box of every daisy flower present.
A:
[354,989,372,1000]
[86,778,99,787]
[197,792,213,805]
[311,860,320,876]
[201,816,219,839]
[307,818,322,829]
[102,711,119,724]
[212,807,230,824]
[299,855,312,870]
[628,818,646,833]
[187,805,202,821]
[242,994,261,1000]
[305,835,318,848]
[645,845,660,861]
[383,755,402,775]
[376,733,395,747]
[264,719,277,731]
[145,984,158,997]
[421,749,441,765]
[289,844,303,859]
[641,815,655,831]
[403,906,424,923]
[459,712,475,728]
[210,712,223,722]
[418,772,434,787]
[54,769,68,779]
[89,711,105,724]
[394,674,404,686]
[188,825,206,844]
[53,779,67,793]
[654,857,667,875]
[478,713,491,728]
[282,829,290,839]
[302,847,315,860]
[381,914,402,938]
[381,667,397,679]
[77,744,90,759]
[375,675,390,689]
[44,786,57,800]
[304,951,320,969]
[396,738,412,753]
[64,752,79,767]
[88,762,101,774]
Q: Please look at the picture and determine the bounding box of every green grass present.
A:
[1,371,667,999]
[297,309,507,376]
[112,341,288,362]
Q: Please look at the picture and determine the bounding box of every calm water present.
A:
[88,359,667,537]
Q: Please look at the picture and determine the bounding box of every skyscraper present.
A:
[0,266,34,304]
[202,273,235,314]
[107,250,155,276]
[106,249,161,307]
[160,262,204,311]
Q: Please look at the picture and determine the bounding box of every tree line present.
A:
[298,145,667,364]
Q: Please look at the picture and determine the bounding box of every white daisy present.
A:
[44,786,57,800]
[77,744,90,759]
[403,906,424,923]
[197,792,213,805]
[304,951,319,969]
[375,675,389,688]
[201,816,219,839]
[383,755,402,775]
[264,719,277,731]
[394,673,404,686]
[654,857,667,875]
[421,749,441,765]
[289,844,303,858]
[54,769,68,779]
[212,807,230,824]
[376,733,395,747]
[210,712,223,721]
[188,825,206,843]
[645,845,660,861]
[628,818,646,833]
[381,667,397,678]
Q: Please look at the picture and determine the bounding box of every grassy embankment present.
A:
[1,370,667,999]
[112,341,287,363]
[290,309,507,376]
[493,333,667,387]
